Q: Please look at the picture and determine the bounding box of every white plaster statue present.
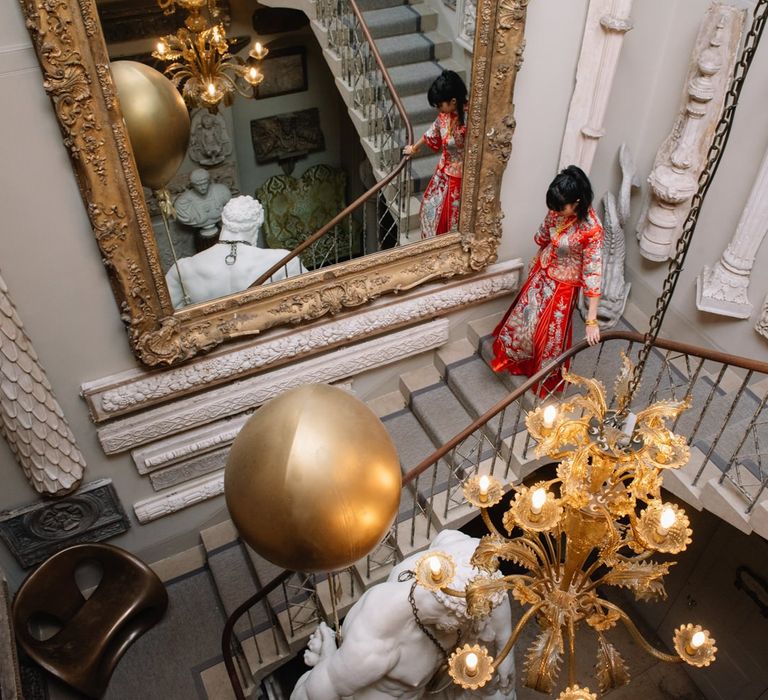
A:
[559,0,634,173]
[173,168,232,239]
[291,529,516,700]
[697,144,768,318]
[580,144,636,328]
[189,111,233,167]
[165,195,306,308]
[636,4,745,262]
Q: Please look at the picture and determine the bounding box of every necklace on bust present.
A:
[217,239,254,265]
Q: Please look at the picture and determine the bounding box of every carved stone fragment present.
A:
[580,144,636,327]
[637,3,745,261]
[0,479,129,568]
[0,271,85,496]
[698,145,768,318]
[559,0,634,173]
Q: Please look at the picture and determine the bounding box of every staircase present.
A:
[264,0,466,244]
[189,311,768,696]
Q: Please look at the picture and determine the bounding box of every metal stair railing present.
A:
[223,331,768,698]
[249,0,414,287]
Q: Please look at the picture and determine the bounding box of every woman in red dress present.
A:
[403,70,467,238]
[492,165,603,393]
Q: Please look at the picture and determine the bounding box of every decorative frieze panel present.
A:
[0,479,129,568]
[134,471,224,524]
[559,0,634,173]
[637,3,745,261]
[0,271,86,496]
[81,260,522,422]
[100,319,450,456]
[755,295,768,341]
[698,145,768,318]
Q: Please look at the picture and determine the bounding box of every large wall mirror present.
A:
[20,0,528,366]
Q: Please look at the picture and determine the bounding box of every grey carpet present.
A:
[387,61,445,97]
[381,407,453,512]
[376,34,434,68]
[47,568,227,700]
[355,0,405,12]
[363,5,420,38]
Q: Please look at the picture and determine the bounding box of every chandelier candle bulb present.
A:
[542,404,558,429]
[478,475,490,501]
[657,505,677,537]
[530,487,547,515]
[464,652,479,677]
[429,556,442,581]
[156,41,167,55]
[690,631,707,651]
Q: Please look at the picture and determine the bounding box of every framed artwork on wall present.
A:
[251,107,325,164]
[256,46,308,99]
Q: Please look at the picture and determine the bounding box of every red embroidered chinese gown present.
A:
[419,112,465,238]
[491,207,603,392]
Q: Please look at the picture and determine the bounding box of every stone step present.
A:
[201,522,264,642]
[363,5,421,38]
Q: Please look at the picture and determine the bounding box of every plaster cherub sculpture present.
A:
[291,529,516,700]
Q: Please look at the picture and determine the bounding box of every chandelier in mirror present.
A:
[415,358,717,698]
[152,0,268,110]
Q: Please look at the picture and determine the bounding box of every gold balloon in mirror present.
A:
[110,61,191,190]
[225,384,402,572]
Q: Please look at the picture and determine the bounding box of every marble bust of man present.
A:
[173,168,232,238]
[165,195,306,308]
[291,529,516,700]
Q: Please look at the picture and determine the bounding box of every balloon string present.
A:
[155,188,192,307]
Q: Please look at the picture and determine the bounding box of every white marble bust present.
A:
[165,195,306,308]
[291,530,516,700]
[173,168,232,238]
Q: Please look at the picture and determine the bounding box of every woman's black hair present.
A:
[545,165,593,220]
[427,70,468,126]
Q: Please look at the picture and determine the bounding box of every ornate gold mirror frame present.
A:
[20,0,528,367]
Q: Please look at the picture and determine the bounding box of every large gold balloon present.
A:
[110,61,190,190]
[225,384,402,572]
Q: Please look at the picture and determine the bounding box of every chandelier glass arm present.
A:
[491,601,545,672]
[599,599,682,664]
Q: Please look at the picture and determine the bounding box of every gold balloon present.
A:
[225,384,402,572]
[110,61,190,190]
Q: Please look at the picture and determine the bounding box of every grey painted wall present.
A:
[1,0,767,584]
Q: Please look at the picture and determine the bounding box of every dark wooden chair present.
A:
[12,543,168,698]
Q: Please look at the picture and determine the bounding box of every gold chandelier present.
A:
[414,358,717,699]
[152,0,268,110]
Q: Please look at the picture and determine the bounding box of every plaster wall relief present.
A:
[0,272,86,497]
[637,3,745,262]
[558,0,634,174]
[697,144,768,318]
[755,296,768,341]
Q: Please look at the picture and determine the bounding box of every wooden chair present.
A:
[12,543,168,698]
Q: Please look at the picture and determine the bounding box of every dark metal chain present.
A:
[618,0,768,414]
[398,571,461,662]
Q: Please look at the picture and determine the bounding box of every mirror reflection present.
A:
[96,0,476,309]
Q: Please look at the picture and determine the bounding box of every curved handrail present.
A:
[249,0,415,288]
[402,329,768,486]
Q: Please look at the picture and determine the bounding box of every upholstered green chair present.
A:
[256,164,362,270]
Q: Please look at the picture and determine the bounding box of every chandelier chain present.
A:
[619,0,768,414]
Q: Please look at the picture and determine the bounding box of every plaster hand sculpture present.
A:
[173,168,232,239]
[291,529,515,700]
[165,195,306,308]
[189,111,233,166]
[579,144,636,328]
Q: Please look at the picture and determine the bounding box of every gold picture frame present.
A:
[20,0,529,367]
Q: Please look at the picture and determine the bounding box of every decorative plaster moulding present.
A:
[559,0,634,173]
[755,295,768,340]
[81,259,523,422]
[0,271,85,496]
[100,319,451,456]
[637,3,745,262]
[697,144,768,318]
[134,471,225,524]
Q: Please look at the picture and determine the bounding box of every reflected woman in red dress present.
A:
[403,70,467,239]
[492,165,603,393]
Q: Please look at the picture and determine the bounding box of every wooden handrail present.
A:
[249,0,415,288]
[402,329,768,486]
